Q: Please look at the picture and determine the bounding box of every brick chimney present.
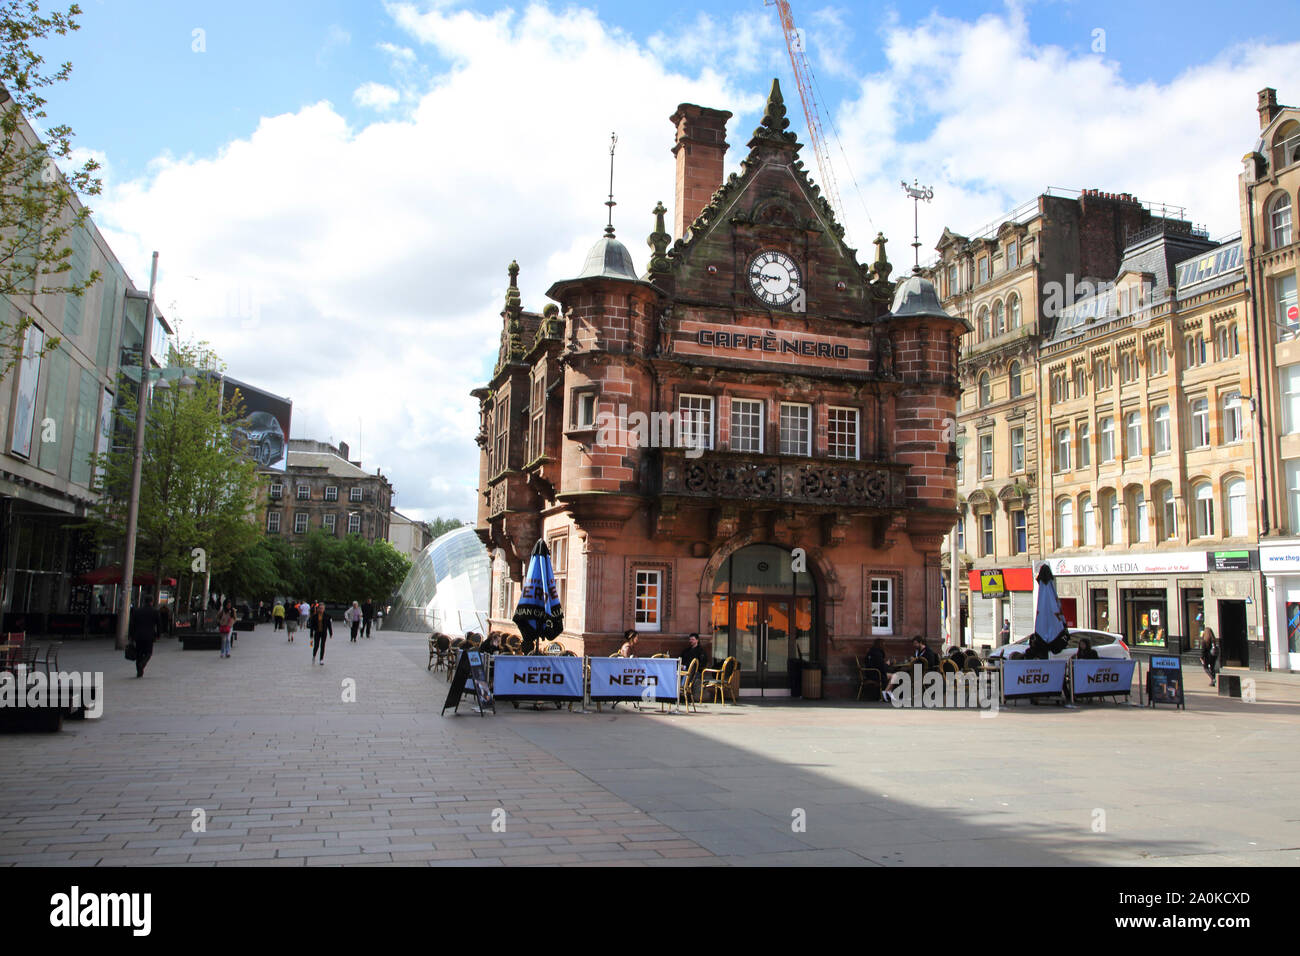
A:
[338,441,349,460]
[669,103,731,239]
[1259,88,1281,129]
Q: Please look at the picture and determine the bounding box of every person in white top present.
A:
[345,601,362,642]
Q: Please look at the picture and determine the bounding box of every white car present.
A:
[985,628,1131,661]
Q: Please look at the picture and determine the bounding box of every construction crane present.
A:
[766,0,845,227]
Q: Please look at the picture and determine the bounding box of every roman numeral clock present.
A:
[747,250,802,308]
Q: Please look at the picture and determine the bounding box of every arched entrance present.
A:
[709,544,817,692]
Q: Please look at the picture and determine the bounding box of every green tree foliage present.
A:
[86,340,261,592]
[427,516,470,539]
[217,532,412,605]
[1,2,103,374]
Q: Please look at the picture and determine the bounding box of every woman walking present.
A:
[311,604,333,665]
[217,601,237,659]
[345,601,362,642]
[1200,627,1220,687]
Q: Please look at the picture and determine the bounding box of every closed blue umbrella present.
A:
[1034,564,1070,654]
[512,540,564,653]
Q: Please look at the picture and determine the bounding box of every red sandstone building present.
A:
[474,81,967,696]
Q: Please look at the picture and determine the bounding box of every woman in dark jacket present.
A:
[311,605,332,665]
[1199,628,1219,686]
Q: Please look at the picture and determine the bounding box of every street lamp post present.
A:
[115,252,159,650]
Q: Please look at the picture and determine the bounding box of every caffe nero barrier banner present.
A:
[1070,658,1137,698]
[492,657,584,702]
[589,657,680,703]
[1002,659,1068,698]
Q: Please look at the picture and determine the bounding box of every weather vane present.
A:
[605,132,618,238]
[901,179,934,270]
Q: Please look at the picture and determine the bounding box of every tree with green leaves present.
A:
[86,339,262,606]
[293,530,411,604]
[1,2,102,375]
[427,516,470,539]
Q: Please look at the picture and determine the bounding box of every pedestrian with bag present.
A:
[217,601,237,659]
[128,591,161,678]
[311,604,332,665]
[345,601,362,642]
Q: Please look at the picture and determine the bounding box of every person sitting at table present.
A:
[946,645,968,669]
[1075,637,1100,660]
[1023,634,1051,660]
[680,633,707,670]
[865,638,888,678]
[618,629,638,658]
[883,636,939,702]
[912,635,940,670]
[479,632,502,656]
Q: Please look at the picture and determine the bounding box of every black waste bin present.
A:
[787,658,804,697]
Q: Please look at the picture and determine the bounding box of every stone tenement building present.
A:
[258,439,393,545]
[474,80,966,697]
[1247,88,1300,672]
[928,188,1179,647]
[1040,224,1255,666]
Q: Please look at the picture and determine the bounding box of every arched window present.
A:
[1057,498,1074,549]
[1152,404,1171,454]
[1128,486,1149,544]
[979,372,991,407]
[1193,481,1215,538]
[1156,482,1176,540]
[1226,477,1247,537]
[1103,490,1121,545]
[978,307,991,341]
[1008,294,1022,329]
[992,300,1005,336]
[1078,422,1091,468]
[1009,361,1022,399]
[1081,494,1095,546]
[1073,365,1086,398]
[1269,192,1293,249]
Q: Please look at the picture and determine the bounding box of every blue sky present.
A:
[32,0,1300,521]
[53,1,1300,181]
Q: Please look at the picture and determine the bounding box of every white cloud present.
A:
[92,1,1300,523]
[353,81,401,111]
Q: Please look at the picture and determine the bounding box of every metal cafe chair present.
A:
[702,656,739,705]
[855,657,883,702]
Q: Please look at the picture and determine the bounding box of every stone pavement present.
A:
[1,626,1297,866]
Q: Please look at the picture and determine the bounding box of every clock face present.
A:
[748,250,801,307]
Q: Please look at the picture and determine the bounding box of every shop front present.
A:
[965,566,1034,649]
[1260,542,1300,672]
[1048,551,1262,664]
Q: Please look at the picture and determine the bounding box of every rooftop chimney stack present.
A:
[1259,88,1281,129]
[669,103,732,240]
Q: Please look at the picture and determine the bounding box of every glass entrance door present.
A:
[730,596,791,691]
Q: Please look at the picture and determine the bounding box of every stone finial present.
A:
[871,233,893,284]
[505,259,521,311]
[751,78,798,146]
[647,201,671,275]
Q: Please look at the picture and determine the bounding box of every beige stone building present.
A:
[1245,88,1300,671]
[1038,221,1256,661]
[258,439,393,545]
[931,189,1168,647]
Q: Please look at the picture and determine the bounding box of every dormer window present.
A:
[1006,242,1018,270]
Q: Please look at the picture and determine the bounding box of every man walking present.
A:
[273,599,285,631]
[130,592,161,678]
[345,601,362,642]
[361,598,374,639]
[284,598,298,642]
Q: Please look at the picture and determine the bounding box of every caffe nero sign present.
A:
[697,328,851,360]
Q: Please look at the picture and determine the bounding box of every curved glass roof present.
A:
[389,526,491,634]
